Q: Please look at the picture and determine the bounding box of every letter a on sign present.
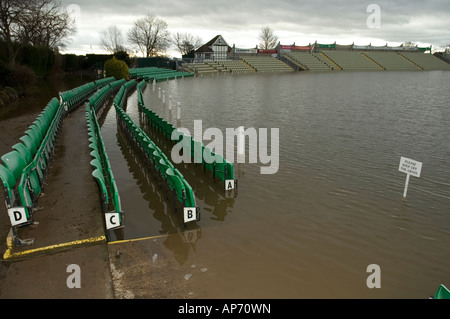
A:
[225,179,234,190]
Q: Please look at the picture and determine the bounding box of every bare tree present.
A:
[258,25,278,50]
[100,25,125,54]
[17,0,76,49]
[128,14,171,57]
[0,0,28,66]
[0,0,75,66]
[173,32,202,56]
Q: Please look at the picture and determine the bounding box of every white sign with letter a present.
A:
[225,179,235,190]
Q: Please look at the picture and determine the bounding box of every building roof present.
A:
[194,35,233,53]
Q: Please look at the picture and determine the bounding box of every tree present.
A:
[173,32,202,56]
[128,14,171,57]
[258,25,278,50]
[104,56,129,80]
[0,0,28,67]
[0,0,75,67]
[100,25,125,54]
[16,0,76,49]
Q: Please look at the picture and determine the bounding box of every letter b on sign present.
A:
[366,264,381,289]
[184,207,197,223]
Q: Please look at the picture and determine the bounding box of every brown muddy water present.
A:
[3,71,450,298]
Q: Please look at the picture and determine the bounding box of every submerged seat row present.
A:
[0,77,123,246]
[114,80,199,226]
[88,78,125,113]
[130,67,194,82]
[86,104,124,233]
[136,82,235,190]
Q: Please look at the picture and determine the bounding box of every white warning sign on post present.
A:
[398,157,422,198]
[398,156,422,178]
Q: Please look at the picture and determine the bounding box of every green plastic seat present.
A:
[29,124,44,144]
[92,169,108,205]
[1,151,27,181]
[0,164,16,205]
[18,183,33,210]
[12,143,32,164]
[434,284,450,299]
[90,158,103,172]
[20,135,38,156]
[166,168,185,202]
[182,179,196,208]
[27,168,42,200]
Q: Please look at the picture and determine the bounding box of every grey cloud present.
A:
[61,0,450,54]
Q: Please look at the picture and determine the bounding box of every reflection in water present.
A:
[116,124,200,264]
[137,109,238,222]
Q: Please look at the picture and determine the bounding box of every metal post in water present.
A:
[169,95,172,110]
[403,173,410,199]
[177,102,181,120]
[158,87,161,99]
[162,90,165,104]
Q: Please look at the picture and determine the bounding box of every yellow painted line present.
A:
[108,234,168,245]
[3,235,107,260]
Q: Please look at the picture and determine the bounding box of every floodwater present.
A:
[3,70,449,298]
[98,70,450,298]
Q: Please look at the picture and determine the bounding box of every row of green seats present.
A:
[0,97,65,245]
[60,82,97,112]
[86,104,124,232]
[115,105,197,214]
[89,78,125,113]
[113,79,136,108]
[137,79,147,102]
[136,82,235,188]
[94,76,115,89]
[130,67,194,82]
[114,83,198,225]
[144,72,194,82]
[129,67,159,77]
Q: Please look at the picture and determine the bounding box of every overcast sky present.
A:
[60,0,450,57]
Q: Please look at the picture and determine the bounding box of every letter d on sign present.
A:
[366,264,381,288]
[8,207,27,226]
